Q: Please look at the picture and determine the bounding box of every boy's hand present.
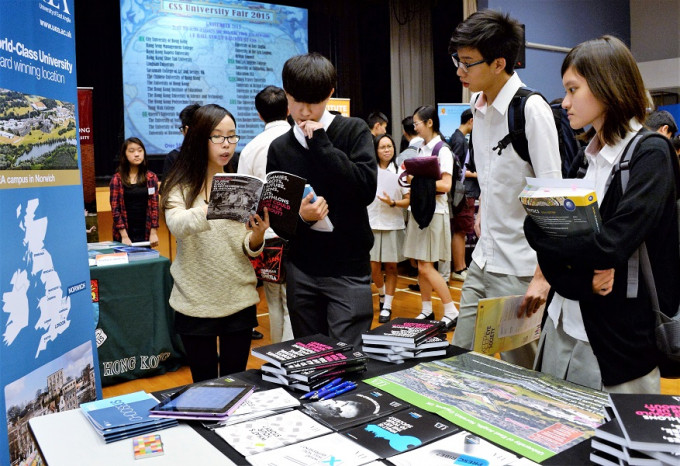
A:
[300,192,328,222]
[298,120,324,139]
[592,269,614,295]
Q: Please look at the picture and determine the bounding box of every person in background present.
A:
[367,111,389,137]
[110,137,159,247]
[163,103,200,179]
[645,109,678,139]
[673,135,680,156]
[525,35,680,393]
[238,85,294,343]
[396,115,423,167]
[448,10,561,368]
[449,108,475,282]
[367,134,407,323]
[403,105,459,331]
[160,104,269,383]
[267,52,377,349]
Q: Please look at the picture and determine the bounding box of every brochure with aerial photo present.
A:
[363,352,609,463]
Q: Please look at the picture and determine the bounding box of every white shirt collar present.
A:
[585,119,644,166]
[474,72,523,116]
[264,120,291,132]
[293,110,336,149]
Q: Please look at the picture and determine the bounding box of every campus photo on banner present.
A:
[0,1,101,464]
[120,0,309,154]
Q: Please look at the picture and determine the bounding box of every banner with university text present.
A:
[0,1,101,464]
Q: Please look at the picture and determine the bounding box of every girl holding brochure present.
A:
[160,104,269,383]
[368,134,407,323]
[403,106,459,330]
[524,36,680,393]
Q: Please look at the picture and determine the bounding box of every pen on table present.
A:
[299,377,344,400]
[320,382,357,400]
[311,380,355,400]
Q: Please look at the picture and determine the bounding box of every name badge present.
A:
[148,187,155,195]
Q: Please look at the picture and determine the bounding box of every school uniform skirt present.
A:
[370,229,405,263]
[403,211,451,262]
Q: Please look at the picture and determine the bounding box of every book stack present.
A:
[80,391,177,443]
[361,318,448,364]
[251,334,368,392]
[112,245,160,262]
[590,393,680,466]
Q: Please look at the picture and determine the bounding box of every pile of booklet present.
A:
[360,318,448,364]
[590,393,680,465]
[251,334,368,392]
[80,391,177,443]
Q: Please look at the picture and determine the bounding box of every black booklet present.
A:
[361,318,446,348]
[250,334,353,369]
[206,171,306,237]
[343,408,458,458]
[301,387,409,431]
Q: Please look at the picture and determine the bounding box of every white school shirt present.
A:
[367,165,406,230]
[548,121,643,341]
[417,135,454,214]
[470,72,562,276]
[237,120,291,179]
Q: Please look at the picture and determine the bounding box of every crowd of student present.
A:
[108,9,679,394]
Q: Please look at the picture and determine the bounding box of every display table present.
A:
[30,345,591,465]
[90,257,185,386]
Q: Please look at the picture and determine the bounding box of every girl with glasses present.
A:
[403,106,459,330]
[160,104,269,383]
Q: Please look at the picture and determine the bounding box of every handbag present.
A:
[398,156,441,187]
[248,236,288,284]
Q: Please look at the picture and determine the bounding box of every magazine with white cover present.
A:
[246,432,379,466]
[389,430,518,466]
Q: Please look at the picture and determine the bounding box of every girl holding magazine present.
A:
[160,104,269,383]
[524,36,680,393]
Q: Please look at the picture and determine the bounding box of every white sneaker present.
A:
[451,269,468,281]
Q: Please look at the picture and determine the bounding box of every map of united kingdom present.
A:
[2,198,70,357]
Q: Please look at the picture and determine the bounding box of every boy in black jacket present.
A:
[267,53,377,348]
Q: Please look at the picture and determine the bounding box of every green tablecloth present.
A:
[90,257,185,386]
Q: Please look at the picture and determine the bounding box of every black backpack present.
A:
[490,87,581,177]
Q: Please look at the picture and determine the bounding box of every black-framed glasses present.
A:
[208,135,241,144]
[451,53,486,73]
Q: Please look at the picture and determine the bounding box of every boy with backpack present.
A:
[448,10,562,368]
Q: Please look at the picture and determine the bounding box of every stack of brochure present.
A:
[80,391,177,443]
[252,334,367,392]
[361,318,448,364]
[590,394,680,466]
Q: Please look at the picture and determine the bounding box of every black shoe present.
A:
[408,284,420,292]
[378,309,392,323]
[442,316,458,331]
[415,312,434,320]
[251,329,264,340]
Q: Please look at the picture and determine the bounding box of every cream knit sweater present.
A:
[164,185,263,318]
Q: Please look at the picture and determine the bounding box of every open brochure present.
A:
[519,177,601,237]
[207,171,306,237]
[302,184,334,232]
[473,295,544,354]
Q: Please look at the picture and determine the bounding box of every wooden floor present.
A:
[102,270,680,398]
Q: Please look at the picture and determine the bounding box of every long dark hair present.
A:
[374,134,397,171]
[160,104,236,210]
[117,137,147,185]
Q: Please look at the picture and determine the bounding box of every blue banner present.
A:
[0,1,101,464]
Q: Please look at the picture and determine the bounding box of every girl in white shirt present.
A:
[368,134,407,323]
[403,106,459,330]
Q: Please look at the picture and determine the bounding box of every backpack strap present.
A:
[431,140,445,157]
[493,87,542,162]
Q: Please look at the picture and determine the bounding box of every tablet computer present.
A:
[149,381,255,419]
